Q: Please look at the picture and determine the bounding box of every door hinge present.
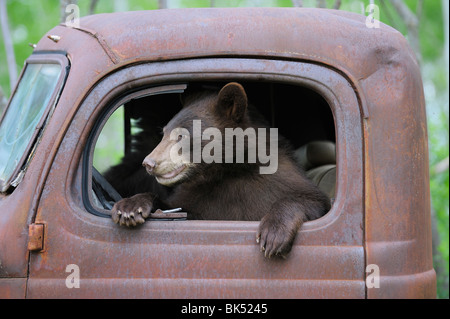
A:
[28,223,45,252]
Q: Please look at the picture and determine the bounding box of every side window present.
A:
[0,55,68,193]
[85,85,186,215]
[93,107,125,175]
[85,81,336,219]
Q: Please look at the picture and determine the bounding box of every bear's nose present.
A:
[143,157,157,172]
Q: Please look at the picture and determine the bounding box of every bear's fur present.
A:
[110,82,330,258]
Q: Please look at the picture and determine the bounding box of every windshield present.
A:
[0,63,62,192]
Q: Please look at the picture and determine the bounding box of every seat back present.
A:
[294,141,336,200]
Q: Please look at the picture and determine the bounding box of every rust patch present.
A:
[27,224,45,252]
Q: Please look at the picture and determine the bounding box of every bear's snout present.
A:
[142,157,157,173]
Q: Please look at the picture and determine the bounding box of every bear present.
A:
[110,82,330,258]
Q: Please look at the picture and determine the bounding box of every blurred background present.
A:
[0,0,448,298]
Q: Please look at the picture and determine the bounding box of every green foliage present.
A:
[428,94,449,299]
[0,1,57,94]
[93,107,124,173]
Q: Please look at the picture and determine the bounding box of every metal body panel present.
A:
[0,8,435,298]
[362,54,435,297]
[28,58,365,298]
[0,27,112,279]
[0,278,27,298]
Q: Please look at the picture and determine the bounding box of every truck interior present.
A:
[89,81,336,219]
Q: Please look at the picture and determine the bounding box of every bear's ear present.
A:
[215,82,248,123]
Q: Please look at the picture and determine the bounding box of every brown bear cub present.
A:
[111,82,330,258]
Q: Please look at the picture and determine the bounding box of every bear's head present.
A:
[142,82,249,186]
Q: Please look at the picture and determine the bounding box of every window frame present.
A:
[0,53,69,193]
[75,57,363,246]
[83,84,188,217]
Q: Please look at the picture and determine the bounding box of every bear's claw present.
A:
[111,193,153,227]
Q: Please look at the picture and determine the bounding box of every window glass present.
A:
[0,63,61,191]
[93,107,125,174]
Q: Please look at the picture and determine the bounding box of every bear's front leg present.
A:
[111,192,155,227]
[257,195,326,258]
[257,192,329,258]
[257,209,304,259]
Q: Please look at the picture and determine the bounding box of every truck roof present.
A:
[36,7,418,83]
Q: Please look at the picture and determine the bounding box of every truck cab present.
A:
[0,8,436,298]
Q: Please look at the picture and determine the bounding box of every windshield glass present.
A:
[0,63,62,191]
